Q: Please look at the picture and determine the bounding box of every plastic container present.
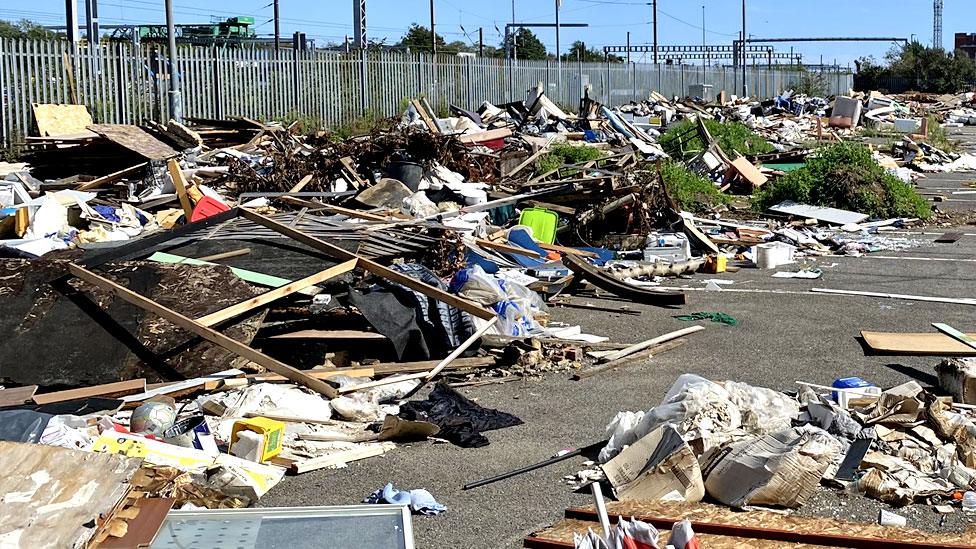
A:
[386,161,424,191]
[643,233,690,263]
[231,417,285,463]
[963,491,976,512]
[754,242,795,269]
[519,208,559,245]
[832,377,882,409]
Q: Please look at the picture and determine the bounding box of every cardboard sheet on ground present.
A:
[601,425,704,502]
[700,426,840,509]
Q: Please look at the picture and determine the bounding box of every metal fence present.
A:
[0,38,854,148]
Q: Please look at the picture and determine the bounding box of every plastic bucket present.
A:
[386,161,424,191]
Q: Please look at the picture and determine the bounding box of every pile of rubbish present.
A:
[3,79,976,548]
[584,368,976,514]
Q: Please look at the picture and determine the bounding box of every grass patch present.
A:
[753,142,931,219]
[535,142,605,174]
[926,115,958,153]
[660,118,775,160]
[660,161,730,213]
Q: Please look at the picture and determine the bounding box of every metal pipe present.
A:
[555,0,560,101]
[273,0,280,55]
[652,0,658,64]
[165,0,182,122]
[741,0,747,97]
[430,0,436,55]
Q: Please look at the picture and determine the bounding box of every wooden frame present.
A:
[66,207,496,399]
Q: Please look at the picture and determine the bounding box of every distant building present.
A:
[955,33,976,60]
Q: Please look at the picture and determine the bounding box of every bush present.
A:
[753,142,931,219]
[660,161,730,213]
[659,118,775,160]
[535,142,604,174]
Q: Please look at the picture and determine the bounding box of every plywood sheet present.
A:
[770,201,868,225]
[100,498,175,549]
[88,124,178,160]
[861,331,976,356]
[0,385,37,407]
[0,441,141,549]
[31,103,93,137]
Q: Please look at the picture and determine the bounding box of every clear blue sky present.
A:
[0,0,966,67]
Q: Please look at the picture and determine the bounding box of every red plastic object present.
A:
[189,196,230,222]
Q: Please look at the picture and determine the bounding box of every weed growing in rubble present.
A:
[660,161,730,213]
[535,142,604,174]
[926,115,958,153]
[659,118,775,159]
[753,142,931,219]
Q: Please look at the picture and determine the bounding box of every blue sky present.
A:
[0,0,964,67]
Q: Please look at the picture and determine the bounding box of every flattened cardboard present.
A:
[601,425,704,502]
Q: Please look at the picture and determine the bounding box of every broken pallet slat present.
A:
[0,385,38,407]
[286,445,389,474]
[240,208,495,320]
[195,259,357,327]
[32,379,147,405]
[68,264,339,399]
[166,159,194,219]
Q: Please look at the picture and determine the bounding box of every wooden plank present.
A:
[475,238,545,258]
[246,368,374,383]
[76,162,148,192]
[68,264,339,399]
[288,445,388,474]
[812,288,976,306]
[337,372,430,394]
[411,99,439,133]
[31,103,92,136]
[240,209,495,320]
[861,331,976,356]
[537,243,597,258]
[195,259,357,327]
[598,326,704,363]
[166,159,194,219]
[32,379,146,405]
[99,498,175,549]
[288,174,314,193]
[88,124,178,160]
[339,157,368,188]
[573,339,686,380]
[265,330,388,340]
[194,248,251,262]
[458,127,513,144]
[0,385,38,407]
[565,506,972,549]
[367,356,496,375]
[932,323,976,351]
[507,147,550,177]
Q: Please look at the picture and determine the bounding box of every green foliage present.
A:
[659,118,775,159]
[660,161,730,213]
[753,142,931,219]
[501,28,547,60]
[857,43,976,93]
[535,143,604,174]
[399,24,446,52]
[926,115,957,153]
[562,41,622,63]
[792,71,829,97]
[0,19,58,40]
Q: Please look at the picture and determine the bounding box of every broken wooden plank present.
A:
[458,127,513,144]
[573,339,686,380]
[475,238,545,259]
[287,445,389,474]
[194,248,251,262]
[68,264,339,399]
[166,159,194,219]
[76,162,148,192]
[812,288,976,306]
[0,385,38,407]
[537,243,598,258]
[196,259,357,327]
[32,379,147,405]
[89,124,178,160]
[598,326,703,363]
[240,208,495,320]
[246,368,374,383]
[367,356,496,375]
[265,330,387,340]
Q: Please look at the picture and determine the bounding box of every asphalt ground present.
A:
[260,128,976,548]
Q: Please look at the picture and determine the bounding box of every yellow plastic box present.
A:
[230,417,285,462]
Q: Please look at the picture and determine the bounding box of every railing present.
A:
[0,38,854,148]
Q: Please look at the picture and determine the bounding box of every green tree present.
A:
[561,40,623,63]
[398,23,445,52]
[884,42,976,93]
[0,19,58,40]
[501,28,547,60]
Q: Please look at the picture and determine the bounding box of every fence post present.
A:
[212,45,222,119]
[0,39,7,149]
[114,42,126,123]
[631,62,636,102]
[465,56,473,110]
[605,59,611,105]
[359,47,368,115]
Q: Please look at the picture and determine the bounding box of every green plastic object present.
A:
[518,208,559,245]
